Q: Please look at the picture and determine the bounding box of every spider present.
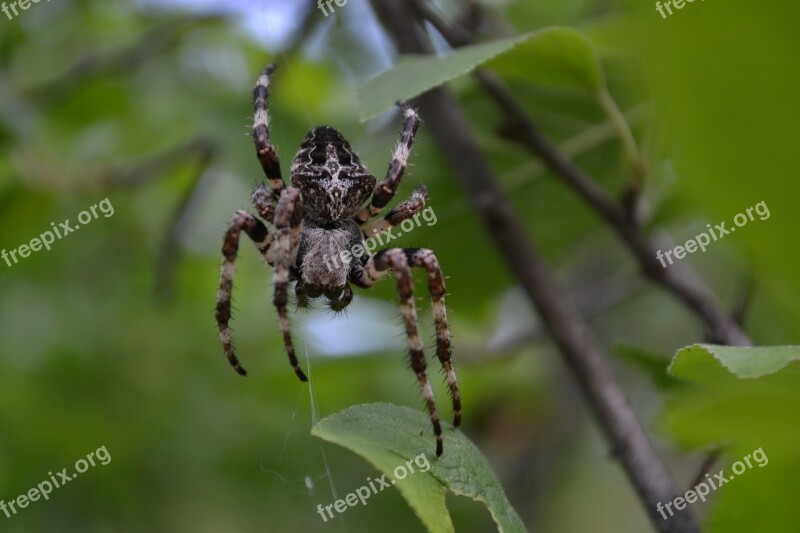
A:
[215,64,461,456]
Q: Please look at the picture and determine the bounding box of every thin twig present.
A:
[688,448,722,490]
[371,2,699,531]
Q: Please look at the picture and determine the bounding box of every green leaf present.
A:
[311,403,527,533]
[669,344,800,381]
[357,35,528,121]
[662,345,800,533]
[357,27,604,120]
[485,27,605,92]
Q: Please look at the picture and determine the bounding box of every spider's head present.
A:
[290,126,376,222]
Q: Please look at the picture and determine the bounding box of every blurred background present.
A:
[1,0,798,531]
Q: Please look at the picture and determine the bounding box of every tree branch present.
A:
[370,1,699,531]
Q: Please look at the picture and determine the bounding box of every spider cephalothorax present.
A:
[291,127,376,223]
[215,64,460,456]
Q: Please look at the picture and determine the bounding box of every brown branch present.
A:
[477,72,752,347]
[370,1,699,531]
[412,0,752,348]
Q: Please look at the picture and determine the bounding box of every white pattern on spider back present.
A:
[289,127,376,224]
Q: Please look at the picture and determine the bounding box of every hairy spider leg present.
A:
[356,103,420,224]
[352,247,459,455]
[406,248,461,427]
[216,211,275,376]
[363,184,428,239]
[273,188,307,381]
[252,182,277,225]
[253,64,285,191]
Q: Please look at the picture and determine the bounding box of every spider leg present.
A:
[216,210,274,376]
[273,187,307,381]
[405,249,461,427]
[362,184,427,240]
[352,248,445,456]
[252,181,277,224]
[253,64,285,191]
[355,103,420,225]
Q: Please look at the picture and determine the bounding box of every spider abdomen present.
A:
[298,220,362,289]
